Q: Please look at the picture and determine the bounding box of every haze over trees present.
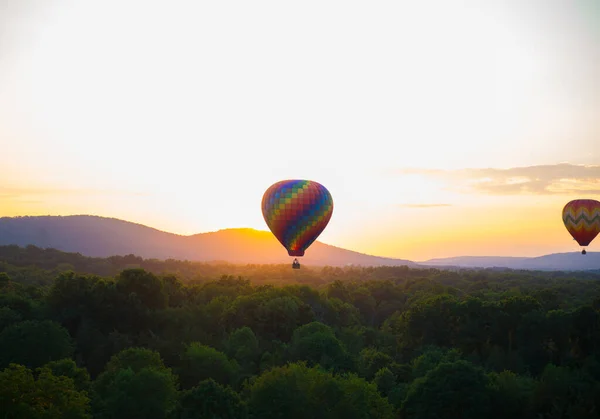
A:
[1,245,600,417]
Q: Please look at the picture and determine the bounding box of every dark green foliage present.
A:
[177,379,248,419]
[0,363,91,418]
[2,245,600,417]
[0,306,22,332]
[102,347,167,373]
[0,272,10,287]
[373,367,396,396]
[402,360,492,419]
[0,320,74,369]
[225,326,260,375]
[410,346,462,379]
[116,269,168,311]
[357,347,397,380]
[246,362,396,419]
[93,367,179,419]
[178,343,240,389]
[92,348,179,419]
[288,321,352,372]
[45,358,92,392]
[223,290,315,342]
[487,370,536,419]
[532,364,600,418]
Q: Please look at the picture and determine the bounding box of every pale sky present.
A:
[1,0,599,261]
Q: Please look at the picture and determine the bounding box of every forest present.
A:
[1,244,600,418]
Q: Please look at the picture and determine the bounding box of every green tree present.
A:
[351,287,376,325]
[357,347,395,380]
[223,290,314,342]
[45,358,92,392]
[247,362,395,419]
[0,363,91,418]
[93,348,179,419]
[384,294,460,352]
[177,379,248,419]
[116,268,168,310]
[532,364,599,418]
[0,306,22,332]
[162,274,187,307]
[487,370,536,419]
[46,271,100,335]
[325,280,350,302]
[373,367,396,396]
[288,322,352,372]
[179,343,240,389]
[321,297,361,329]
[94,367,179,419]
[225,327,260,374]
[0,320,74,369]
[410,346,461,379]
[497,296,542,358]
[103,347,166,372]
[0,291,39,321]
[0,272,10,288]
[402,360,491,419]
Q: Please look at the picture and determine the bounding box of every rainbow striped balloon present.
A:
[262,179,333,257]
[562,199,600,247]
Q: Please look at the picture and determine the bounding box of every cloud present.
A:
[393,163,600,195]
[397,203,452,208]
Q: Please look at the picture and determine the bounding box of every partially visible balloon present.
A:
[262,179,333,257]
[562,199,600,252]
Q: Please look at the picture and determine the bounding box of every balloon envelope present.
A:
[562,199,600,247]
[262,179,333,257]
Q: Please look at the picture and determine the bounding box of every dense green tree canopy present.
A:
[1,245,600,417]
[0,320,74,369]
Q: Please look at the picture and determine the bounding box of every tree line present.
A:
[1,245,600,417]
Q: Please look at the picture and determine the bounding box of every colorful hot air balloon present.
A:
[262,179,333,267]
[562,199,600,255]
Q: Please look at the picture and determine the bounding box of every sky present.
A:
[1,0,600,261]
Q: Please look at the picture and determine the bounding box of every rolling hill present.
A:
[1,215,599,271]
[421,253,600,271]
[0,215,418,267]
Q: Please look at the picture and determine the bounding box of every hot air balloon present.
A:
[261,179,333,269]
[562,199,600,255]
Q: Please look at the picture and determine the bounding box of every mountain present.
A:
[2,215,598,271]
[422,256,531,269]
[0,215,418,267]
[422,253,600,271]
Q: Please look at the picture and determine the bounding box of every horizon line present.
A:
[0,213,591,262]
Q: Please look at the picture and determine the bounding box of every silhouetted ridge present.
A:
[0,215,416,267]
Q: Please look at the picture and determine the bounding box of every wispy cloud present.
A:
[393,163,600,195]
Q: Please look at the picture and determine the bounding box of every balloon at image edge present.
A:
[562,199,600,255]
[261,179,334,259]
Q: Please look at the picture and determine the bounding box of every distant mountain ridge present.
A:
[0,215,417,267]
[421,253,600,271]
[1,215,599,271]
